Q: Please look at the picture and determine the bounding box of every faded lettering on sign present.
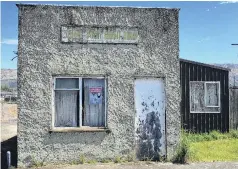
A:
[61,26,139,44]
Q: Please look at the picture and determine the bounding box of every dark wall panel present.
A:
[180,60,229,133]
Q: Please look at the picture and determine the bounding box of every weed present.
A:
[87,159,97,164]
[101,159,112,163]
[32,160,44,168]
[158,155,167,162]
[203,133,213,141]
[71,160,79,165]
[210,130,221,140]
[141,155,154,162]
[172,132,191,164]
[31,154,49,168]
[114,156,124,163]
[229,130,238,139]
[79,154,86,164]
[126,153,136,162]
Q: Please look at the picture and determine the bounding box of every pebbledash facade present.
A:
[17,4,180,167]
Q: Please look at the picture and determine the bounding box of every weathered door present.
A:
[134,78,166,160]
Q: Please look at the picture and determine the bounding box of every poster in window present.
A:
[89,87,103,104]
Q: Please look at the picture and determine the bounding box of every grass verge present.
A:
[189,139,238,162]
[173,130,238,163]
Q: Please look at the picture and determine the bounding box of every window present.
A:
[205,82,220,107]
[190,81,220,113]
[53,77,106,128]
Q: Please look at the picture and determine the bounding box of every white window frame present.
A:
[189,81,220,114]
[51,76,107,130]
[204,81,220,108]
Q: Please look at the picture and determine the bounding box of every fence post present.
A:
[230,87,238,130]
[7,151,11,168]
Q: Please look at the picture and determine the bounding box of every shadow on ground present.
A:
[1,135,17,169]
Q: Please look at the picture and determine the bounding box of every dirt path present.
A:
[1,103,17,122]
[1,102,18,169]
[1,123,17,142]
[35,162,238,169]
[1,102,17,141]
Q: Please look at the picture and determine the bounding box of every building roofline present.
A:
[15,3,180,10]
[180,58,231,71]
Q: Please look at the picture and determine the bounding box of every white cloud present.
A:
[220,1,238,4]
[1,39,18,45]
[206,5,218,12]
[198,37,210,43]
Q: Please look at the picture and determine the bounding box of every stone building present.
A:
[17,4,180,167]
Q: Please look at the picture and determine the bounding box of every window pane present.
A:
[190,82,205,112]
[83,79,105,127]
[190,81,220,113]
[205,83,219,107]
[55,90,79,127]
[55,78,79,89]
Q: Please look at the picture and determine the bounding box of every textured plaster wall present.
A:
[17,4,180,167]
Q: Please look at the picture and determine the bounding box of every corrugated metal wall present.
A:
[180,59,229,133]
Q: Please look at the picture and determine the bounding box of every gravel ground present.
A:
[32,162,238,169]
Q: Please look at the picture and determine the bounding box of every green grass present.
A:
[184,130,238,143]
[173,130,238,163]
[189,139,238,162]
[79,154,86,164]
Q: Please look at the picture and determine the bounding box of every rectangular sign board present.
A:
[89,87,103,105]
[61,26,139,44]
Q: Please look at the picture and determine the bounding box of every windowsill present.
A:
[49,127,111,133]
[190,112,220,114]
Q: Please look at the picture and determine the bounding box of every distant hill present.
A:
[1,63,238,90]
[1,69,17,90]
[1,69,17,80]
[214,64,238,87]
[215,64,238,69]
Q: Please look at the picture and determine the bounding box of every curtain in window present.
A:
[190,82,205,112]
[83,79,105,127]
[205,83,219,106]
[55,90,78,127]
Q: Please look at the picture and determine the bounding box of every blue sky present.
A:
[1,1,238,69]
